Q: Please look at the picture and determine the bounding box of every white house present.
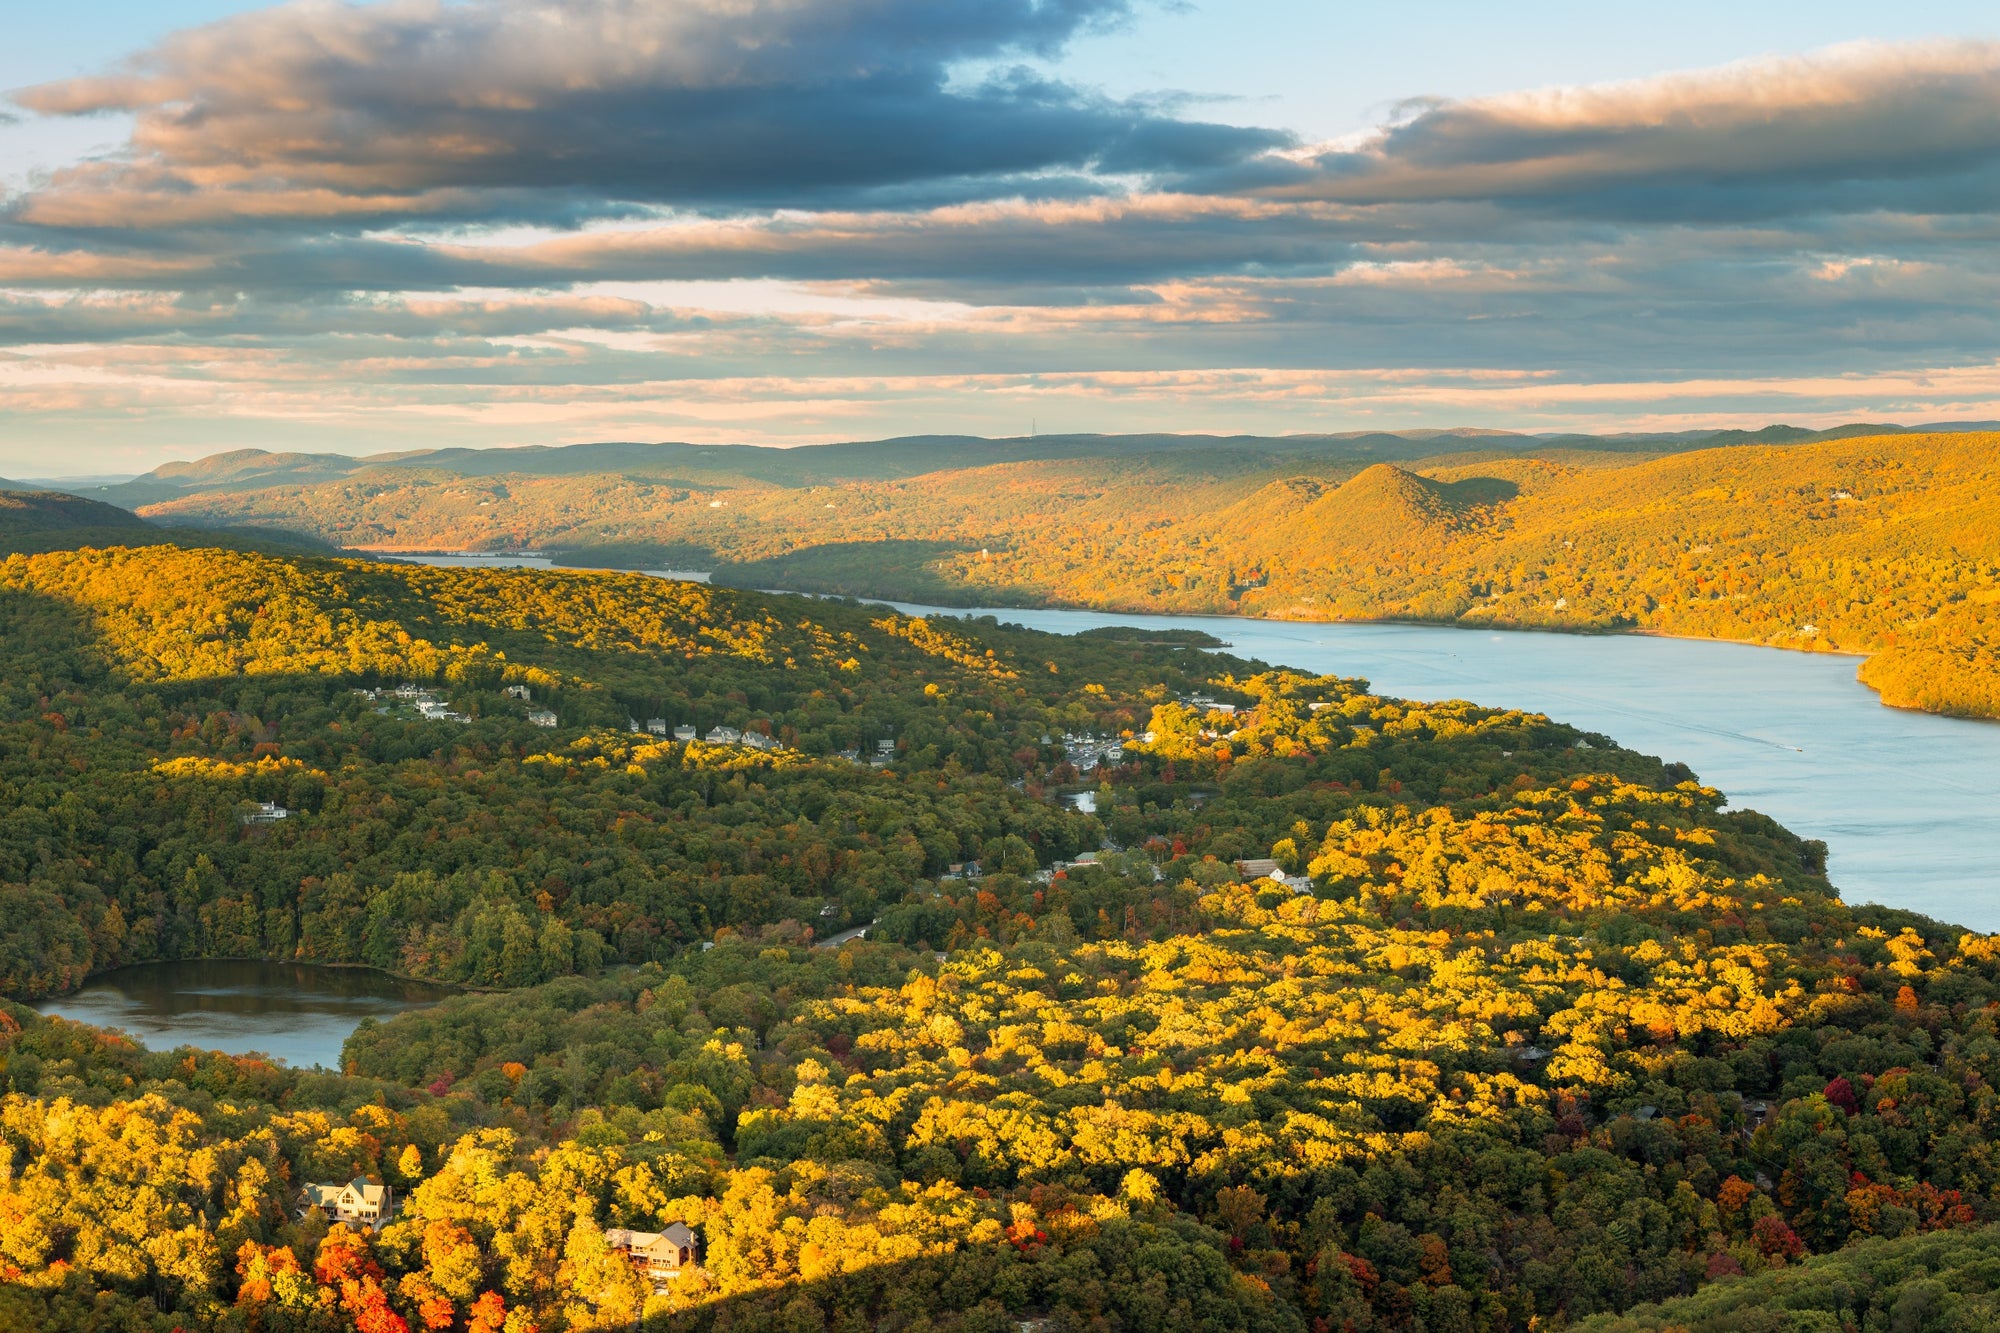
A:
[706,725,742,744]
[673,724,698,741]
[297,1177,394,1231]
[503,685,532,700]
[528,709,559,728]
[241,801,289,825]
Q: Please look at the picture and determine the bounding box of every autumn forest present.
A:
[1,482,1999,1333]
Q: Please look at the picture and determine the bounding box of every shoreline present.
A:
[25,955,481,1008]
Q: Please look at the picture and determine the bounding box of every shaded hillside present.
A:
[1575,1221,2000,1330]
[0,487,340,558]
[0,489,154,551]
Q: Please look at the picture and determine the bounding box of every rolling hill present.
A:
[45,422,2000,719]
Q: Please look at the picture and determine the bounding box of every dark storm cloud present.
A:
[9,0,1284,227]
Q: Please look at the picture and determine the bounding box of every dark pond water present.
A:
[32,960,453,1069]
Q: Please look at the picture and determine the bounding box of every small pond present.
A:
[33,959,453,1069]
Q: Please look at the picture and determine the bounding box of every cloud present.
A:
[1251,40,2000,219]
[20,27,2000,461]
[11,0,1283,227]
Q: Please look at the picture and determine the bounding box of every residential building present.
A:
[528,709,558,727]
[673,724,697,741]
[605,1223,697,1292]
[706,725,742,744]
[646,717,669,735]
[241,801,289,825]
[297,1177,394,1230]
[1235,858,1281,879]
[503,685,532,700]
[1264,867,1314,894]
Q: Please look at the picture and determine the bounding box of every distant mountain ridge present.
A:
[54,420,2000,511]
[27,423,2000,722]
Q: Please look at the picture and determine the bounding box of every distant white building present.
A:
[741,730,777,751]
[706,725,742,744]
[241,801,289,825]
[646,717,669,735]
[528,709,558,728]
[673,724,697,742]
[1265,867,1314,894]
[503,684,532,700]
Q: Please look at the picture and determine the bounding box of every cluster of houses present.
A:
[1048,732,1122,773]
[355,683,472,724]
[634,717,784,751]
[353,683,559,727]
[507,685,559,726]
[1235,858,1314,894]
[296,1177,701,1291]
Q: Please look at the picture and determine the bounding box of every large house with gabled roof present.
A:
[605,1223,698,1291]
[296,1176,395,1231]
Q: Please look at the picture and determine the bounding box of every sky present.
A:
[8,1,2000,472]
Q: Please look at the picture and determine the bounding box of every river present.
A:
[32,960,453,1069]
[880,602,2000,932]
[383,554,2000,930]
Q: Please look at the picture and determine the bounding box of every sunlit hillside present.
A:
[126,431,2000,719]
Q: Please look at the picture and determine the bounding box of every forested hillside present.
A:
[0,488,337,559]
[4,531,2000,1330]
[115,430,2000,720]
[0,543,1239,998]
